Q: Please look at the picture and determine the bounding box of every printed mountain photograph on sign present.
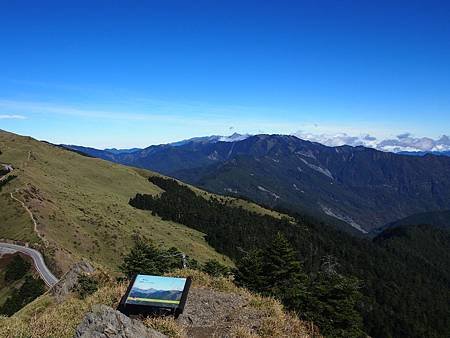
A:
[126,275,187,308]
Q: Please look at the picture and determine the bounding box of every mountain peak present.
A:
[170,133,251,146]
[218,132,250,142]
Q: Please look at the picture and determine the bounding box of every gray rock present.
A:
[74,305,167,338]
[51,261,95,302]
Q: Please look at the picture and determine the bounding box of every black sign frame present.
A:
[118,274,192,318]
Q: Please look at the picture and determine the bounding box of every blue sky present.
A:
[132,275,186,292]
[1,0,449,148]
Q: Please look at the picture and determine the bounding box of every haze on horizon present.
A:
[1,1,449,148]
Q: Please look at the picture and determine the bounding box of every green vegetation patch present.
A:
[0,254,45,315]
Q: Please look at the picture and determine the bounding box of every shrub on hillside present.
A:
[0,276,45,316]
[73,274,99,299]
[4,255,31,282]
[202,259,230,277]
[0,175,16,192]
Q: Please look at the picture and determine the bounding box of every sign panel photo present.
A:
[118,274,191,317]
[126,275,187,307]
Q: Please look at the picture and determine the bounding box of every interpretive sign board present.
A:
[118,274,191,317]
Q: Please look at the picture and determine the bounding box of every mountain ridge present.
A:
[64,134,450,232]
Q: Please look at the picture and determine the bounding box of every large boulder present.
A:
[74,305,167,338]
[51,261,95,302]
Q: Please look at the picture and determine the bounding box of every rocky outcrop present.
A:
[74,305,167,338]
[51,261,95,302]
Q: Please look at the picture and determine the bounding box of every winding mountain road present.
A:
[0,242,59,287]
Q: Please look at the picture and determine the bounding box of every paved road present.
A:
[0,242,59,287]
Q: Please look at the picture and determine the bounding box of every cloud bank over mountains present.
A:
[292,131,450,153]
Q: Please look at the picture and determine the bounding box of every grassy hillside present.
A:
[0,131,233,272]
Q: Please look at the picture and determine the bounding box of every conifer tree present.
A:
[236,233,308,309]
[202,259,230,277]
[259,232,308,308]
[301,256,364,338]
[234,249,264,291]
[120,238,183,278]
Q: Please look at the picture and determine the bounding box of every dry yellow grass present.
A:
[257,312,320,338]
[0,316,30,338]
[230,326,260,338]
[143,316,186,338]
[245,293,319,338]
[166,268,241,294]
[13,293,54,321]
[0,282,126,338]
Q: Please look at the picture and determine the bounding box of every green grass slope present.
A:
[0,130,232,272]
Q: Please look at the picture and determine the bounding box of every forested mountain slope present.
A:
[129,176,450,338]
[381,210,450,230]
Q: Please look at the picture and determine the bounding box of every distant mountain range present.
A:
[128,287,181,301]
[104,148,142,155]
[63,134,450,233]
[66,132,450,157]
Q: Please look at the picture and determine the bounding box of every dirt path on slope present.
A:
[1,159,49,246]
[10,188,48,245]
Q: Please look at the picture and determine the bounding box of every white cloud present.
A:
[292,130,379,148]
[0,99,157,121]
[0,114,26,119]
[377,134,450,152]
[292,130,450,152]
